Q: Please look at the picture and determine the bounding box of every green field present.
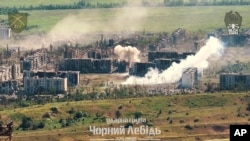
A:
[1,6,250,33]
[1,93,249,141]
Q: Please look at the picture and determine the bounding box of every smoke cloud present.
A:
[3,7,147,50]
[123,37,224,85]
[114,45,141,66]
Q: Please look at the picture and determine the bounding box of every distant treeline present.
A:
[162,0,250,6]
[1,0,250,15]
[0,0,127,15]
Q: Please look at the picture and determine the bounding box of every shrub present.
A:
[118,105,123,110]
[194,118,199,122]
[179,119,185,123]
[68,107,75,115]
[115,110,121,118]
[42,112,51,119]
[19,116,33,130]
[124,122,133,128]
[185,124,193,130]
[50,107,59,114]
[169,119,173,124]
[134,111,142,119]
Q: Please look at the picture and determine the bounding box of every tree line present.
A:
[0,0,127,15]
[1,0,250,15]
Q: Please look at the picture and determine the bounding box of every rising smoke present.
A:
[123,37,224,85]
[114,45,141,67]
[2,7,147,50]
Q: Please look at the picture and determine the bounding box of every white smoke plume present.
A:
[123,37,224,85]
[114,45,140,66]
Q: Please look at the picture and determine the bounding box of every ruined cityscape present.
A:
[1,4,250,140]
[1,26,250,100]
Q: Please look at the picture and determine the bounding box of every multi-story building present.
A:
[0,26,11,40]
[181,67,198,89]
[0,80,18,94]
[129,62,156,77]
[148,51,194,62]
[0,64,21,82]
[220,73,250,90]
[64,47,79,58]
[23,70,79,87]
[24,77,67,95]
[57,71,79,86]
[154,59,180,72]
[22,52,47,71]
[59,58,112,74]
[11,64,22,79]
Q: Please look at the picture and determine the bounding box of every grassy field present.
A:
[1,92,249,140]
[1,6,250,33]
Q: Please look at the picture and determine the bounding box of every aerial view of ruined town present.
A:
[0,0,250,141]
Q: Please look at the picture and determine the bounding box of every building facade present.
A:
[59,58,112,74]
[220,73,250,90]
[0,64,21,82]
[23,70,79,87]
[24,77,67,95]
[129,62,156,77]
[181,67,198,89]
[0,27,11,40]
[0,80,18,94]
[22,52,47,71]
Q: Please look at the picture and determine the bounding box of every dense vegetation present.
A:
[1,0,250,15]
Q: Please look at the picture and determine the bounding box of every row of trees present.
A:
[1,0,250,15]
[0,7,18,15]
[163,0,250,6]
[0,0,127,15]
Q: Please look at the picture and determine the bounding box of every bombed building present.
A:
[154,59,180,71]
[23,70,79,86]
[220,73,250,90]
[148,51,194,62]
[59,58,112,74]
[181,68,198,89]
[129,51,195,77]
[0,26,11,40]
[0,64,21,82]
[129,62,156,77]
[63,47,80,59]
[24,77,67,95]
[220,34,250,47]
[21,52,47,71]
[113,60,127,73]
[0,80,19,94]
[172,28,186,45]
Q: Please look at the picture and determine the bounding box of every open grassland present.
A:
[0,93,249,141]
[1,6,250,33]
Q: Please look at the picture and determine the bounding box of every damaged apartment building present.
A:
[181,67,198,89]
[24,77,67,95]
[0,64,21,94]
[220,73,250,90]
[23,70,79,95]
[130,51,195,77]
[21,52,47,71]
[23,70,79,86]
[59,50,112,73]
